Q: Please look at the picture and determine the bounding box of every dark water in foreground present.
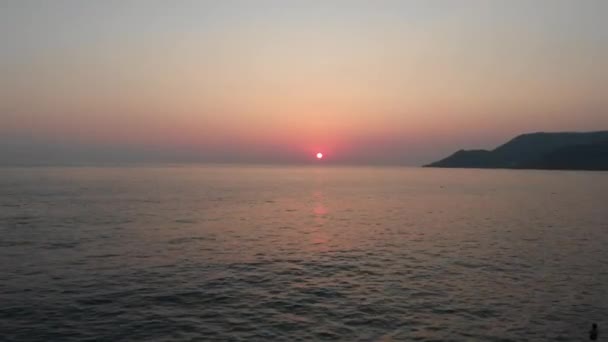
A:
[1,166,607,341]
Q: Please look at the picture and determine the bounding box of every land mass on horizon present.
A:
[425,131,608,171]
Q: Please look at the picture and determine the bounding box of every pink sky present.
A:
[1,1,607,165]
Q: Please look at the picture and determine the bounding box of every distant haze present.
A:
[1,0,607,165]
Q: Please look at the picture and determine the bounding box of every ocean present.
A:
[1,166,607,341]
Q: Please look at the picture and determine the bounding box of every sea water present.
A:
[1,166,607,341]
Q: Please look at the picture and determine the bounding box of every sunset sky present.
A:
[1,0,607,165]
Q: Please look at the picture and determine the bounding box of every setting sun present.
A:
[316,152,323,159]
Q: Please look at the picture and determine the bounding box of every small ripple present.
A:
[174,218,197,224]
[0,240,34,247]
[44,242,79,250]
[87,253,121,259]
[168,236,214,244]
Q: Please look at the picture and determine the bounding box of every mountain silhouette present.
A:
[425,131,608,170]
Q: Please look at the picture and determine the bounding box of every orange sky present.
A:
[1,1,607,165]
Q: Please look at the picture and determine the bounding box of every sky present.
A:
[1,0,607,165]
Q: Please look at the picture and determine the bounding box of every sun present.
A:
[316,152,323,159]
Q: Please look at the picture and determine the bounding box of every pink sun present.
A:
[316,152,323,159]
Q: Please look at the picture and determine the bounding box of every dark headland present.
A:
[425,131,608,171]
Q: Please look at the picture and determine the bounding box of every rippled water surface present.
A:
[1,166,607,341]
